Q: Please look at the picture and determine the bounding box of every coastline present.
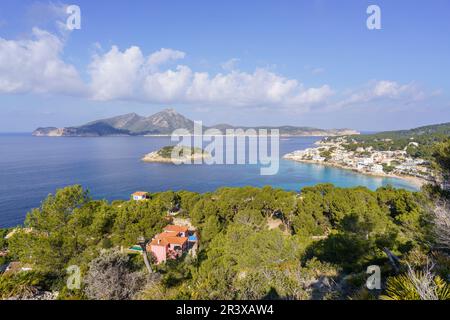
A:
[142,133,357,137]
[283,157,428,189]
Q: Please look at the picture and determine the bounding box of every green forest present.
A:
[1,139,450,300]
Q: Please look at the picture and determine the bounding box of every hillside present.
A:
[1,183,446,300]
[342,122,450,159]
[364,122,450,138]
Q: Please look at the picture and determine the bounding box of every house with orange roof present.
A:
[132,191,149,201]
[147,225,196,264]
[163,225,189,237]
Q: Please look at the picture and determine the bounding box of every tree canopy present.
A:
[1,181,448,300]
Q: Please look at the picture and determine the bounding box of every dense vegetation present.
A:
[1,139,450,300]
[157,146,206,159]
[0,181,446,300]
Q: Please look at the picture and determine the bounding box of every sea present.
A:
[0,133,418,228]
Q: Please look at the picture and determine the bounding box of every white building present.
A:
[312,155,326,162]
[370,164,384,174]
[132,191,149,201]
[360,158,374,165]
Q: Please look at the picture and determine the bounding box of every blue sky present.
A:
[0,0,449,131]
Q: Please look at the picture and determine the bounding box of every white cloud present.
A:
[0,28,85,95]
[373,80,416,98]
[88,45,333,109]
[25,2,73,36]
[0,29,440,114]
[326,80,429,112]
[89,46,144,100]
[221,58,240,71]
[346,80,425,105]
[147,48,186,71]
[142,65,193,103]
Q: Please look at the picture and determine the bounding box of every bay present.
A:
[0,134,417,228]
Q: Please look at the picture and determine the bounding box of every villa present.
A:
[147,225,197,264]
[132,191,150,201]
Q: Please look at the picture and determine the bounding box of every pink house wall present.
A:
[150,245,168,264]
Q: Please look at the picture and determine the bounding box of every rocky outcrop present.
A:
[6,290,58,300]
[32,127,65,137]
[142,146,209,163]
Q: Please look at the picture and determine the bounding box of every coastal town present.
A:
[283,136,434,186]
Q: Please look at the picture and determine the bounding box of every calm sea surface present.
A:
[0,134,417,228]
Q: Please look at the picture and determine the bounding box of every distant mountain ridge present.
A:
[350,121,450,142]
[32,108,360,137]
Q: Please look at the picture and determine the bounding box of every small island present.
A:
[142,146,210,164]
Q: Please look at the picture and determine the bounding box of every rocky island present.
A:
[32,108,360,137]
[142,146,210,164]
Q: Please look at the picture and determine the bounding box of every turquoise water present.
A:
[0,134,417,228]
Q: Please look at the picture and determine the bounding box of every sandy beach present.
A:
[283,157,428,189]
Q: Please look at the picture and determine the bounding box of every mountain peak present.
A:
[158,108,178,116]
[144,108,193,132]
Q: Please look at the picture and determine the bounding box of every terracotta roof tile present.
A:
[164,225,189,233]
[132,191,148,197]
